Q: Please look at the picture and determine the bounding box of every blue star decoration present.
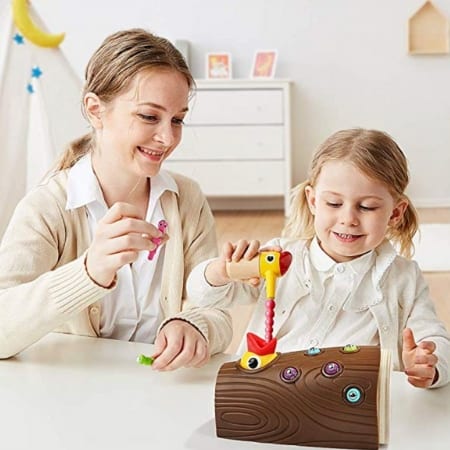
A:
[13,33,25,45]
[31,66,43,79]
[27,83,34,94]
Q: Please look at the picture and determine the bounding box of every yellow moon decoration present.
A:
[12,0,65,48]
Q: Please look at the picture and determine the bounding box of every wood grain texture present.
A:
[215,346,381,449]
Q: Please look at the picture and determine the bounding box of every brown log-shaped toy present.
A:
[215,345,390,450]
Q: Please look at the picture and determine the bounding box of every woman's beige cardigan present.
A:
[0,170,232,358]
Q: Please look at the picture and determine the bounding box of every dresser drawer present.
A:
[187,89,283,125]
[173,125,284,160]
[164,161,285,196]
[171,80,291,212]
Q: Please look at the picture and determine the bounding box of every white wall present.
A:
[32,0,450,206]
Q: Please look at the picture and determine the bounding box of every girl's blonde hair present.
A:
[56,28,194,170]
[283,128,419,258]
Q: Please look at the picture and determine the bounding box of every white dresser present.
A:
[165,79,292,213]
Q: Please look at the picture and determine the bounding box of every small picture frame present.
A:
[251,50,278,79]
[206,52,232,79]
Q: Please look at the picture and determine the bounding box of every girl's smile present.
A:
[333,232,362,243]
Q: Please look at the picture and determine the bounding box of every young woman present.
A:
[0,29,231,370]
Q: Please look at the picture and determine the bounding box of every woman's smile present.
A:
[137,146,165,162]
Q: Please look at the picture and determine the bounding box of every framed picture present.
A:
[206,52,232,79]
[251,50,278,79]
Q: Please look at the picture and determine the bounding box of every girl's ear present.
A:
[389,198,408,226]
[304,185,316,215]
[84,93,104,129]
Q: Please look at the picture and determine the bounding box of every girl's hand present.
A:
[85,202,167,287]
[402,328,438,388]
[151,320,210,371]
[205,239,261,287]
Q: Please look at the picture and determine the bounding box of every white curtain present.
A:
[0,1,87,237]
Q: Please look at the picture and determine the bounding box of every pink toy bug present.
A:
[147,220,168,260]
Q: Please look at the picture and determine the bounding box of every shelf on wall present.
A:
[408,0,449,54]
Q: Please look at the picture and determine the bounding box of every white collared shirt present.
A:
[66,154,178,343]
[279,237,379,349]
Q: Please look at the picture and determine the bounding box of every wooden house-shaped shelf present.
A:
[408,0,449,54]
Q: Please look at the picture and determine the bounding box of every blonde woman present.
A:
[0,29,231,369]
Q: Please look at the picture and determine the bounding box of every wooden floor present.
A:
[213,208,450,353]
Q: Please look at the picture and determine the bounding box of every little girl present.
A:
[187,128,450,388]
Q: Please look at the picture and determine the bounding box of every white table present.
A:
[0,333,449,450]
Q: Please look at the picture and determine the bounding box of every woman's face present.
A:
[90,69,189,179]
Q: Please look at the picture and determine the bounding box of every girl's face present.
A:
[88,69,189,180]
[305,160,407,262]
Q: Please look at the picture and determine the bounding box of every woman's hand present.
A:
[151,320,210,371]
[402,328,439,388]
[205,239,261,287]
[85,202,167,287]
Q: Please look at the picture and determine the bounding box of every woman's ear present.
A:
[84,93,104,129]
[389,198,408,226]
[304,185,316,215]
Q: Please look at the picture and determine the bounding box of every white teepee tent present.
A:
[0,0,87,237]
